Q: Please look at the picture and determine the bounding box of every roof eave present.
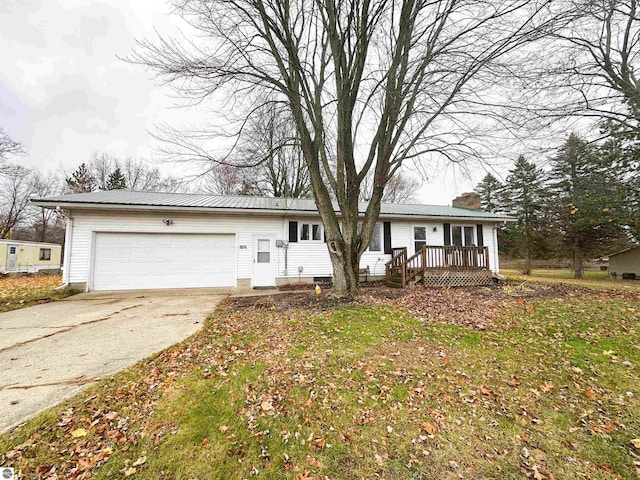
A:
[31,199,515,223]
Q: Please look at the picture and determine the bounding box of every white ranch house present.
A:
[32,191,512,291]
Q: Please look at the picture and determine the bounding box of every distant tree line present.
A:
[0,126,421,246]
[476,133,638,277]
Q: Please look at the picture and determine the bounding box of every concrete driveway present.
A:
[0,289,229,433]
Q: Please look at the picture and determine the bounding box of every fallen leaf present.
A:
[70,428,87,438]
[631,439,640,449]
[298,468,313,480]
[532,465,544,480]
[124,467,137,477]
[421,422,437,435]
[202,438,210,447]
[584,389,597,400]
[540,382,553,392]
[132,455,147,467]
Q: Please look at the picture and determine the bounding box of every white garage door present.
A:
[92,233,236,291]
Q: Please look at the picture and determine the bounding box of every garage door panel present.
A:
[92,233,235,290]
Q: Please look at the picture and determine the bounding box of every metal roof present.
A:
[32,190,514,221]
[606,246,639,257]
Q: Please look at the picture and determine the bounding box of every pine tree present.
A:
[598,130,640,243]
[106,167,127,190]
[502,155,547,275]
[66,163,96,193]
[548,134,623,278]
[475,173,503,213]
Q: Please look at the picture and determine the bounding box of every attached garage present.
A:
[91,232,236,291]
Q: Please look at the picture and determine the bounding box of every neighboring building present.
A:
[32,191,513,292]
[608,247,640,280]
[0,239,62,274]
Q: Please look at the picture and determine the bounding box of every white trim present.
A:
[62,216,73,283]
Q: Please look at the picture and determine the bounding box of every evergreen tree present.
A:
[475,173,503,213]
[66,163,96,193]
[502,155,547,275]
[598,129,640,243]
[548,134,623,278]
[106,167,127,190]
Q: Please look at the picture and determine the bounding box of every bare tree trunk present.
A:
[328,239,360,297]
[573,248,584,279]
[524,225,532,275]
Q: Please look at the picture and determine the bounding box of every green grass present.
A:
[502,268,640,291]
[0,274,77,312]
[1,292,639,479]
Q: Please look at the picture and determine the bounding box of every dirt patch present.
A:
[219,291,354,312]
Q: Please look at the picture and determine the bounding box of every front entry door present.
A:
[6,245,18,271]
[253,237,275,287]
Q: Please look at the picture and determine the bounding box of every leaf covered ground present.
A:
[1,282,639,479]
[0,274,75,313]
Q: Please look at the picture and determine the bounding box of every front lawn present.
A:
[0,274,76,313]
[502,268,640,291]
[1,284,638,479]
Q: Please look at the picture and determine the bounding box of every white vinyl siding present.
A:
[67,211,282,285]
[66,211,501,287]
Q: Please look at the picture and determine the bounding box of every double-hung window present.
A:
[357,222,382,251]
[368,223,382,251]
[413,226,427,253]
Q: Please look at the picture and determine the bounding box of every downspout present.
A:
[55,208,73,290]
[493,222,501,274]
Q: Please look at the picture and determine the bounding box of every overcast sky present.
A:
[1,0,502,204]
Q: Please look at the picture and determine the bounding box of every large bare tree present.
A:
[0,166,35,239]
[528,0,640,135]
[0,129,24,173]
[133,0,566,298]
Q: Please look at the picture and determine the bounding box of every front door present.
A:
[6,245,17,272]
[253,237,275,287]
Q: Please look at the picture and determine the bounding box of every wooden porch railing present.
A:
[385,245,490,287]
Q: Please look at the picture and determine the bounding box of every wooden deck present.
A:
[385,245,491,288]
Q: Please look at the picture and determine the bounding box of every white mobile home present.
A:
[0,239,62,274]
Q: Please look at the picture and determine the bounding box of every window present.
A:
[451,225,475,246]
[256,239,270,263]
[414,226,426,252]
[300,222,323,241]
[368,223,382,251]
[39,248,51,261]
[312,224,322,241]
[357,222,382,251]
[9,246,16,255]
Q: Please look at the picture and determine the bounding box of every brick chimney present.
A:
[452,192,481,210]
